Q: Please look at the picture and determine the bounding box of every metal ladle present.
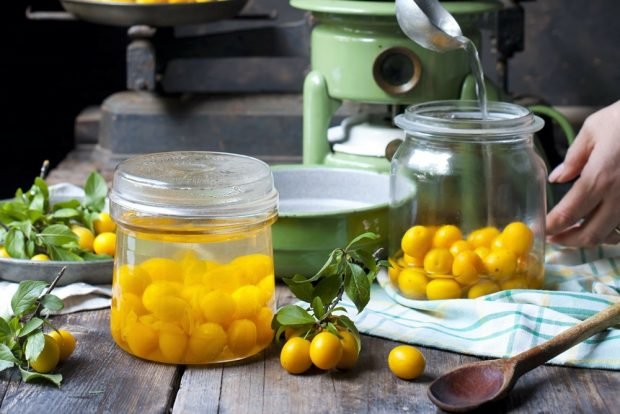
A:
[394,0,487,116]
[428,301,620,412]
[395,0,466,52]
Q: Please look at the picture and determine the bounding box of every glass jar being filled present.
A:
[389,101,546,300]
[108,152,278,364]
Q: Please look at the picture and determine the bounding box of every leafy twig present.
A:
[0,278,66,386]
[272,232,384,349]
[318,286,344,324]
[33,267,66,318]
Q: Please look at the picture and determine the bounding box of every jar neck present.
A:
[395,100,544,141]
[111,207,277,235]
[403,132,535,146]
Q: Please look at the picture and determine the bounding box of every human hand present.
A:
[546,100,620,246]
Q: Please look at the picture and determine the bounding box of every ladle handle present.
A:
[512,301,620,375]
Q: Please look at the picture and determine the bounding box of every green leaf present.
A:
[6,229,27,259]
[81,210,100,233]
[80,251,112,261]
[11,280,47,316]
[275,304,316,326]
[26,209,44,224]
[282,274,314,303]
[12,221,33,239]
[39,224,78,247]
[350,248,380,284]
[24,331,45,362]
[303,249,343,283]
[29,193,46,214]
[273,323,315,345]
[311,296,325,320]
[0,317,12,342]
[48,245,83,262]
[8,316,21,332]
[19,317,44,337]
[33,177,50,203]
[366,269,378,285]
[0,343,18,364]
[51,208,80,219]
[15,189,30,206]
[25,240,35,258]
[25,331,45,361]
[350,249,377,274]
[312,274,342,306]
[335,315,359,335]
[52,199,81,210]
[344,262,371,313]
[1,200,29,222]
[346,232,379,251]
[83,172,108,212]
[0,344,16,372]
[41,294,64,312]
[274,325,288,343]
[325,322,339,336]
[19,367,62,387]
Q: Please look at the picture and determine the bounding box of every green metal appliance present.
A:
[291,0,507,172]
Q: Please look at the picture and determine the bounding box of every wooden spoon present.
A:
[428,301,620,412]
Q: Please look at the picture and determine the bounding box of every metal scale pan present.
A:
[60,0,248,27]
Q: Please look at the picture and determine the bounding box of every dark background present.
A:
[1,0,126,197]
[510,1,620,106]
[2,0,619,198]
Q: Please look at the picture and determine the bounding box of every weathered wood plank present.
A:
[499,361,620,414]
[2,286,619,413]
[172,285,620,413]
[0,310,181,414]
[171,364,224,413]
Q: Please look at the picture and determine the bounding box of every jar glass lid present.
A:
[109,151,278,219]
[394,100,544,139]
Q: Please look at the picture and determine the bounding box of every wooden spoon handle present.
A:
[512,300,620,375]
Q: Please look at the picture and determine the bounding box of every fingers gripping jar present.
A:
[390,101,546,300]
[109,152,278,364]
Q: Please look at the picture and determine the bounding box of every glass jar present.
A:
[389,101,546,300]
[108,151,278,364]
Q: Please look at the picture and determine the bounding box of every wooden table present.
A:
[2,150,616,413]
[1,285,618,414]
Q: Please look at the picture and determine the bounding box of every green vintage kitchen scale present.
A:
[291,0,573,173]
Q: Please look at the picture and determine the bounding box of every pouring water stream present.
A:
[395,0,493,225]
[395,0,488,118]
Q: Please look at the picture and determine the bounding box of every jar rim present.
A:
[394,100,545,139]
[109,151,278,220]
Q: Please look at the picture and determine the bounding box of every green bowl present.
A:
[272,165,390,277]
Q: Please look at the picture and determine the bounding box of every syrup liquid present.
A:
[456,36,488,119]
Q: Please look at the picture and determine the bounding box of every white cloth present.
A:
[0,281,112,319]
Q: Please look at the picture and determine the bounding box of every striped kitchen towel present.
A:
[340,244,620,370]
